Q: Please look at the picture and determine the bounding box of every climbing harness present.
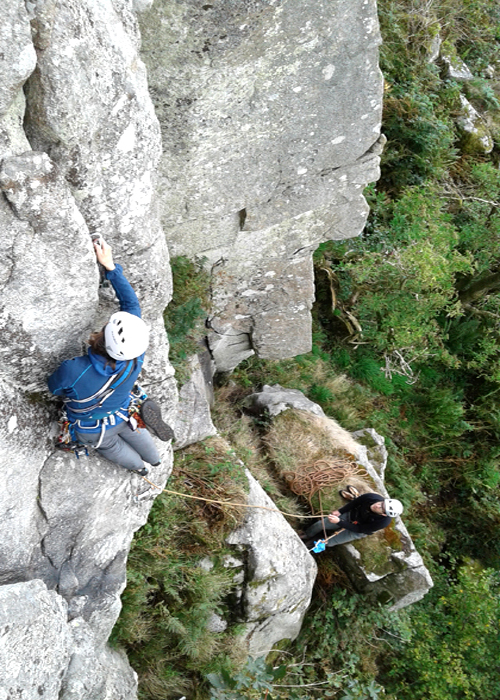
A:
[54,380,169,457]
[62,359,136,417]
[128,383,148,429]
[55,369,143,456]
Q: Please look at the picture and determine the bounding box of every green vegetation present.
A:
[164,256,210,384]
[111,438,249,699]
[114,1,500,698]
[382,562,500,699]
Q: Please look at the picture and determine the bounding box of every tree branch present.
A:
[440,195,500,208]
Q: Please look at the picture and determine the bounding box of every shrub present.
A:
[381,562,500,700]
[164,256,210,383]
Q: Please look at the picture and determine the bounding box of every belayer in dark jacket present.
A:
[48,238,172,476]
[303,490,404,549]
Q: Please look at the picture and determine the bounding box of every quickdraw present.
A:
[54,410,89,459]
[128,383,148,429]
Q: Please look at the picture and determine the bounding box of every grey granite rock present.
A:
[0,580,72,699]
[24,0,173,354]
[0,0,36,117]
[174,352,217,449]
[60,616,138,700]
[456,94,494,154]
[0,579,138,700]
[0,152,99,391]
[245,383,326,418]
[139,0,384,370]
[441,53,474,81]
[0,1,176,697]
[227,470,317,656]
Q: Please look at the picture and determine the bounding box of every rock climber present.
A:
[302,485,404,549]
[48,238,173,476]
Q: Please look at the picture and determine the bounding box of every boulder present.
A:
[174,350,217,450]
[456,94,494,155]
[440,50,474,82]
[245,383,326,418]
[227,470,317,656]
[246,385,433,609]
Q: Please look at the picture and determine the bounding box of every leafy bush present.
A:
[111,438,249,699]
[381,563,500,700]
[207,657,287,700]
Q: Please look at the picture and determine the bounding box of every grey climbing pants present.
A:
[75,421,160,471]
[304,517,367,547]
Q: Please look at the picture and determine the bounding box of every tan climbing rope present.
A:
[139,474,321,519]
[139,475,350,550]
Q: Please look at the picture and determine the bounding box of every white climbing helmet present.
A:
[104,312,149,360]
[384,498,404,518]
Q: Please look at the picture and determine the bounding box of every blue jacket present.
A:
[48,265,144,432]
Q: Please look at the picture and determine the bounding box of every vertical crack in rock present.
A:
[36,456,57,573]
[238,207,247,230]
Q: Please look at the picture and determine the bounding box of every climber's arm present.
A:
[94,239,142,318]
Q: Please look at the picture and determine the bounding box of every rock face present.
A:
[139,0,384,371]
[0,580,72,699]
[0,0,387,693]
[227,470,317,656]
[0,1,175,697]
[174,350,217,450]
[0,579,138,700]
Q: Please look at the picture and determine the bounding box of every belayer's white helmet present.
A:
[384,498,404,518]
[104,312,149,360]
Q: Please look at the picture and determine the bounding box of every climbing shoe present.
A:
[339,485,359,500]
[140,399,175,441]
[134,467,149,477]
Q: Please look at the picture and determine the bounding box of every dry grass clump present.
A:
[212,386,306,521]
[175,435,249,537]
[264,409,361,468]
[264,409,376,513]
